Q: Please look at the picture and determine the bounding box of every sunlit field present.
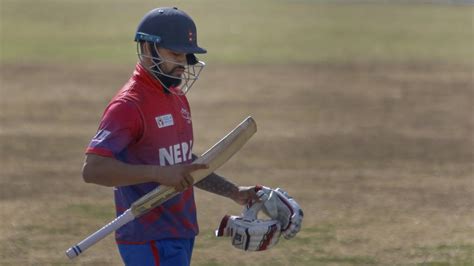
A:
[2,0,473,64]
[1,0,473,265]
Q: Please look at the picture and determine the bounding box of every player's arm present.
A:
[195,173,258,205]
[83,101,206,191]
[82,154,154,186]
[83,154,207,191]
[195,172,236,197]
[193,154,258,204]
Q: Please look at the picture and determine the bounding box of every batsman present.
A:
[81,7,303,265]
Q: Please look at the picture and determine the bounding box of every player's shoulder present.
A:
[113,81,143,103]
[103,97,141,120]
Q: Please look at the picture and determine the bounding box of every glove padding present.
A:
[215,202,281,251]
[256,186,304,239]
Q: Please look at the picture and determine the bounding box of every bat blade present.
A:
[65,116,257,259]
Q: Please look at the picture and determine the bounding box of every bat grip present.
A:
[65,209,135,259]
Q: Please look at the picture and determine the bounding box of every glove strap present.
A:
[215,215,231,237]
[258,223,280,251]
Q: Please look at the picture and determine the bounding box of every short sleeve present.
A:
[86,100,142,158]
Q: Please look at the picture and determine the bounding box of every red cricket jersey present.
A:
[86,63,198,242]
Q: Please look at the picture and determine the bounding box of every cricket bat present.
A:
[65,116,257,259]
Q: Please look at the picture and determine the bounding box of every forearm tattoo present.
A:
[195,172,238,199]
[191,153,238,198]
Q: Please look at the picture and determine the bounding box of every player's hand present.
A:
[232,186,261,205]
[155,164,208,192]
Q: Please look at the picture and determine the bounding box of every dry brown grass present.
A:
[0,62,472,265]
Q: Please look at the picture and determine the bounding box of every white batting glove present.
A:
[256,186,304,239]
[215,202,282,251]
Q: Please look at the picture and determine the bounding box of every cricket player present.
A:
[82,7,259,266]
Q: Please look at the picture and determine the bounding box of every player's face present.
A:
[156,47,187,78]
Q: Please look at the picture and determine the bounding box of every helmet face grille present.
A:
[136,42,205,95]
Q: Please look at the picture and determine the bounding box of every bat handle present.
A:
[65,209,135,259]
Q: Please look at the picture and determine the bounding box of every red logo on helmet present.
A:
[188,31,193,42]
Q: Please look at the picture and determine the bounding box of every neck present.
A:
[141,63,181,94]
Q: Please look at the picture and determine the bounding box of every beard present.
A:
[152,65,182,90]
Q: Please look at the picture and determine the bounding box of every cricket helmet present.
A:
[134,7,206,95]
[135,7,206,54]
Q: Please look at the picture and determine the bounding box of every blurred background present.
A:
[1,0,473,265]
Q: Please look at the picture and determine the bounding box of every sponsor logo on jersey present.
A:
[92,129,111,142]
[181,107,192,124]
[159,140,193,166]
[155,114,174,128]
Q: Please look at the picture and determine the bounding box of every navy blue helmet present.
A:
[135,7,206,54]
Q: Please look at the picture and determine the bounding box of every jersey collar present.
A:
[134,63,166,93]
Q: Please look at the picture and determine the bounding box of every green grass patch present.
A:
[1,0,472,64]
[22,224,71,235]
[65,202,115,220]
[417,263,451,266]
[311,255,377,265]
[194,231,223,249]
[288,253,377,266]
[417,261,473,266]
[414,243,474,265]
[196,260,222,266]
